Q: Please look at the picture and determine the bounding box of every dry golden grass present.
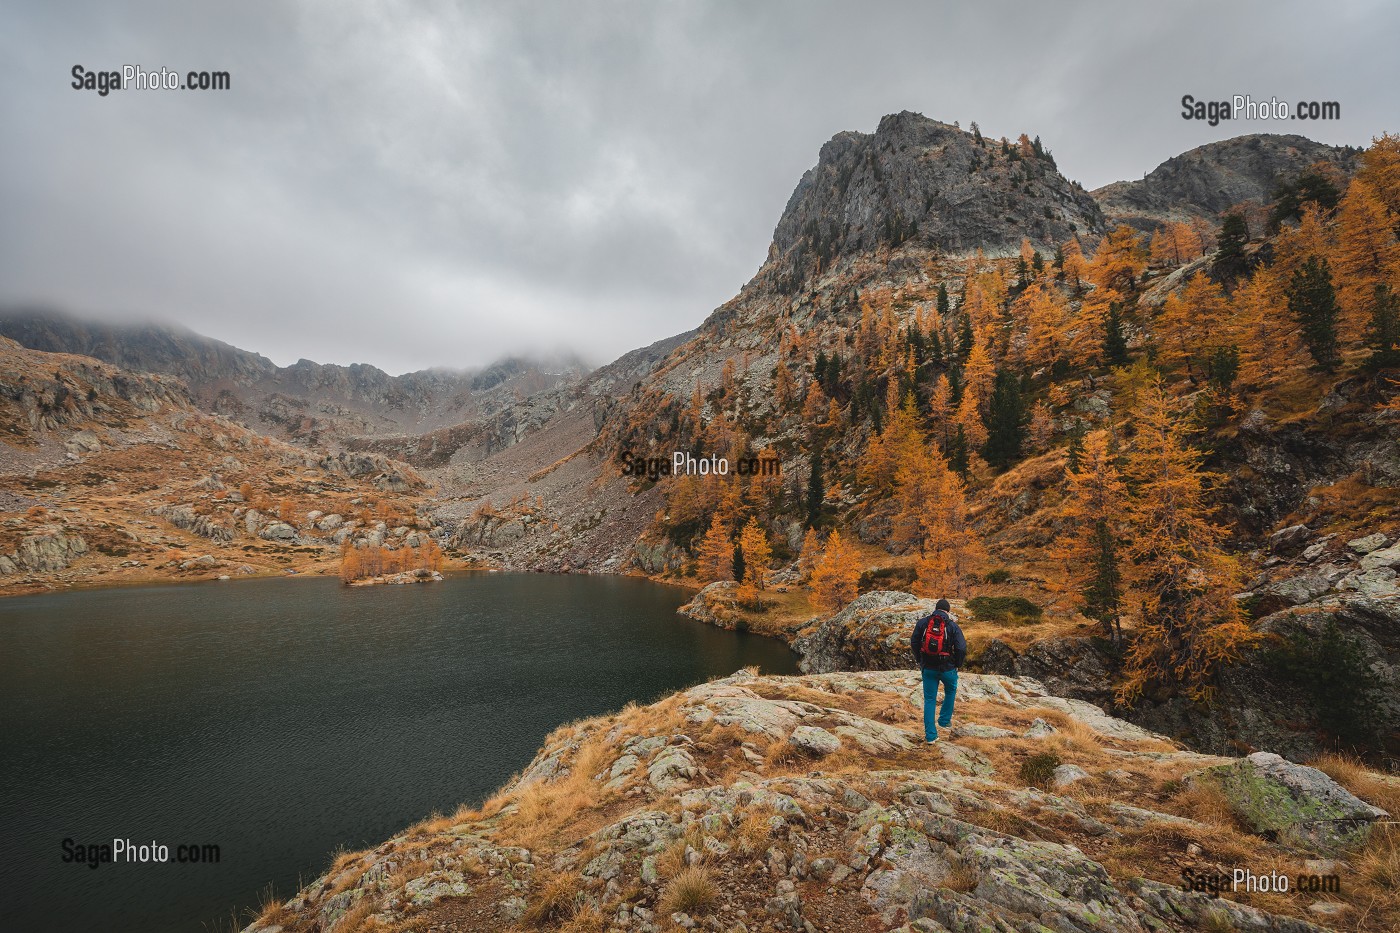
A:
[1312,753,1400,817]
[252,884,294,927]
[763,735,806,768]
[943,861,979,893]
[1359,825,1400,897]
[523,871,584,925]
[332,896,380,933]
[734,805,781,854]
[383,857,432,894]
[1167,778,1243,833]
[557,903,607,933]
[323,848,372,897]
[492,730,617,851]
[657,865,718,916]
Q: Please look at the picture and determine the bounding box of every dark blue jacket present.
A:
[911,612,967,671]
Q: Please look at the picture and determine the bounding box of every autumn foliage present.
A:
[340,540,444,583]
[809,530,860,612]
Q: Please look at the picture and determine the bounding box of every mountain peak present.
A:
[762,111,1104,293]
[1092,132,1361,230]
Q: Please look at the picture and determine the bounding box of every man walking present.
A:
[910,598,967,743]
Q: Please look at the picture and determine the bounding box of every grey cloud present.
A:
[2,0,1396,374]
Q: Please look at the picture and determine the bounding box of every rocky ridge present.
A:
[0,309,588,445]
[244,669,1395,933]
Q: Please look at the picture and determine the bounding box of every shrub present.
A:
[983,568,1012,584]
[1019,752,1061,789]
[967,595,1043,624]
[857,564,917,592]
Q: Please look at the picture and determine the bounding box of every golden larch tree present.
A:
[1331,179,1400,346]
[697,515,734,583]
[914,444,985,597]
[928,374,953,446]
[1157,272,1227,381]
[1229,267,1304,387]
[962,334,996,405]
[810,530,861,612]
[1027,400,1055,452]
[1052,430,1128,640]
[954,389,988,451]
[738,516,773,596]
[1116,381,1258,702]
[1023,283,1071,370]
[1089,226,1147,296]
[1061,237,1088,291]
[1357,132,1400,216]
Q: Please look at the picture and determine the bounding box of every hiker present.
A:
[910,597,967,743]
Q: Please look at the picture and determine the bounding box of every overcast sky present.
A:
[3,1,1397,375]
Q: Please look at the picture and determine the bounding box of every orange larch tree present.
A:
[1157,272,1227,382]
[1052,430,1127,640]
[1116,381,1258,702]
[810,530,860,612]
[1089,226,1147,296]
[697,515,735,583]
[1023,283,1071,371]
[738,516,773,596]
[1230,267,1304,387]
[1331,179,1400,346]
[914,444,985,597]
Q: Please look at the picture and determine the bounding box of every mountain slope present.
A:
[0,337,449,594]
[0,308,588,444]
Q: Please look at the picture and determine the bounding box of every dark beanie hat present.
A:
[935,598,951,612]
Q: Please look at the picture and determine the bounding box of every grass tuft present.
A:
[657,865,718,916]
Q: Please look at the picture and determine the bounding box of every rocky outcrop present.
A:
[791,590,938,673]
[678,582,741,628]
[765,111,1104,296]
[0,336,189,433]
[151,504,235,543]
[4,528,88,573]
[245,669,1374,933]
[976,636,1117,703]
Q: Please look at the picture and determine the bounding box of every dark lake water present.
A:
[0,573,797,933]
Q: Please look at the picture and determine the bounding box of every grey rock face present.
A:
[153,504,234,543]
[764,111,1104,294]
[1052,764,1091,788]
[976,636,1115,703]
[64,429,102,455]
[1359,545,1400,572]
[792,590,938,673]
[14,529,87,572]
[1348,533,1388,554]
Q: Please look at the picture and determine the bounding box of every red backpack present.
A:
[921,610,953,659]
